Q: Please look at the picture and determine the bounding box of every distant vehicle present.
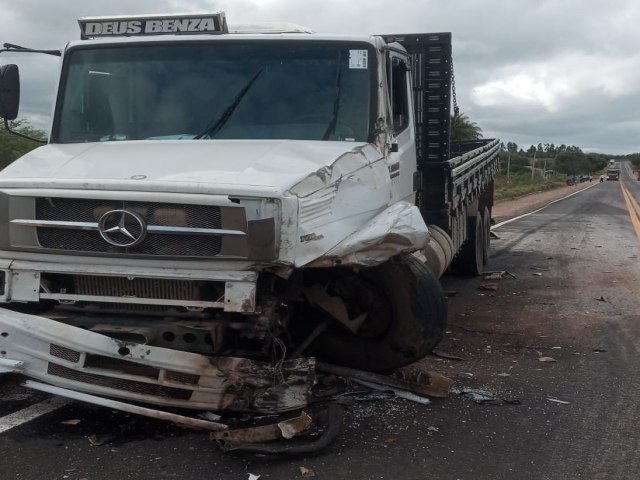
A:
[607,168,620,181]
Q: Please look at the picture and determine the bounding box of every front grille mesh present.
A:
[50,344,81,363]
[73,275,200,301]
[35,198,222,257]
[47,363,192,400]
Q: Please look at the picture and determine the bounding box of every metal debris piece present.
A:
[479,283,498,291]
[455,388,496,404]
[483,271,516,280]
[278,411,313,439]
[299,467,316,477]
[318,361,453,398]
[352,378,431,405]
[532,272,543,276]
[538,356,557,363]
[455,388,520,405]
[61,419,81,426]
[547,397,571,405]
[248,474,261,480]
[595,296,607,302]
[212,410,314,446]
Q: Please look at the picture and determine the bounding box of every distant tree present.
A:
[627,153,640,170]
[506,141,518,152]
[0,120,47,169]
[526,145,537,156]
[555,150,593,175]
[451,112,482,141]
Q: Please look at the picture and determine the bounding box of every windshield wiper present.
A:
[322,53,343,141]
[194,69,263,139]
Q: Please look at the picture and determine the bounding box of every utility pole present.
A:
[531,150,537,181]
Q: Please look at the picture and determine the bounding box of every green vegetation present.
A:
[626,153,640,171]
[451,112,482,141]
[495,144,610,202]
[0,120,47,169]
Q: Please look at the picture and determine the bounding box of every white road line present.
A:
[492,183,599,230]
[0,396,69,434]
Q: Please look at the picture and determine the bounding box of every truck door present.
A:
[386,53,417,204]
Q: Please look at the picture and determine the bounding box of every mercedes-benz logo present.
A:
[98,209,147,247]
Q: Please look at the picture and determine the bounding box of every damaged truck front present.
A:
[0,13,498,423]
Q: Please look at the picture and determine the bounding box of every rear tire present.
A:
[481,207,491,265]
[307,254,447,372]
[452,213,484,276]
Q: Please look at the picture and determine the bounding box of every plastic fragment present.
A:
[547,397,571,405]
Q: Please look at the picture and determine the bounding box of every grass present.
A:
[494,172,569,202]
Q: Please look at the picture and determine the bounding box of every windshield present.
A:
[53,40,375,143]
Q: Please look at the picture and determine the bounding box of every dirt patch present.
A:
[492,180,598,223]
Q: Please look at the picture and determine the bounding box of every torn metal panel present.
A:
[0,308,315,413]
[305,202,429,267]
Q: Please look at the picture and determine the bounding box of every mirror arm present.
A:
[0,43,61,57]
[3,118,47,144]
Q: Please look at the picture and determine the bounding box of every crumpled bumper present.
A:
[0,307,315,414]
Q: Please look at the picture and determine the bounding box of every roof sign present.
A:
[78,12,228,39]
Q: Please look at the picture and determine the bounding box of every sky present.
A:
[1,0,640,155]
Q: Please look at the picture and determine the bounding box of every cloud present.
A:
[2,0,640,153]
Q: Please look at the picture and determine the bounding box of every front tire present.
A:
[306,254,448,372]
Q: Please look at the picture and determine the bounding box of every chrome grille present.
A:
[35,198,222,257]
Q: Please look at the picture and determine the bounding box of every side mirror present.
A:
[0,64,20,121]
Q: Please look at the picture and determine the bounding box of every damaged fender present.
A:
[305,201,429,267]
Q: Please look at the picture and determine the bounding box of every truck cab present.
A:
[0,13,497,417]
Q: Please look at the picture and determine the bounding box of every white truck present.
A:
[0,13,499,418]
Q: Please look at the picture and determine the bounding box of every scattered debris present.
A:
[299,467,316,478]
[61,419,81,426]
[454,388,519,405]
[538,357,557,363]
[319,362,453,399]
[530,266,550,271]
[532,273,543,277]
[199,412,222,422]
[595,296,607,302]
[352,379,431,405]
[496,373,511,377]
[278,412,313,439]
[479,283,498,291]
[483,270,516,280]
[248,474,261,480]
[384,437,397,444]
[593,348,607,353]
[87,434,116,446]
[431,349,465,361]
[546,397,571,405]
[426,426,439,433]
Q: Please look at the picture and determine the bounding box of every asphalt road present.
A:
[1,167,640,479]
